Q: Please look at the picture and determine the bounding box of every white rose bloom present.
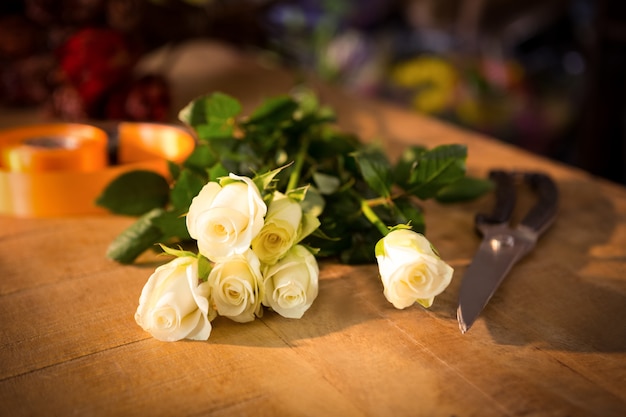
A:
[208,249,264,323]
[262,245,319,319]
[135,256,214,342]
[375,229,453,309]
[186,174,267,262]
[252,192,302,265]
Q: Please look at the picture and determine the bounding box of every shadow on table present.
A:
[207,263,381,348]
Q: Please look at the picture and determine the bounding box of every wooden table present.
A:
[2,42,625,416]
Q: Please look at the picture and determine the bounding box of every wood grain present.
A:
[1,41,625,417]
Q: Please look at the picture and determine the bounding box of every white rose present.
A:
[135,256,214,342]
[208,249,264,323]
[186,174,267,262]
[252,192,302,265]
[375,229,453,309]
[262,245,319,319]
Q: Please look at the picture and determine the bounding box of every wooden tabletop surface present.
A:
[1,42,625,417]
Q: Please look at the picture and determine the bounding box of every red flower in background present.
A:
[56,27,136,115]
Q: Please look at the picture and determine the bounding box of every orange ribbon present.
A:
[0,122,195,217]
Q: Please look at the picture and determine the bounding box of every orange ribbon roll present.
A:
[1,124,108,173]
[0,122,195,217]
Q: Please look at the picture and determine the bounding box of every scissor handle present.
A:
[519,172,558,235]
[475,170,516,229]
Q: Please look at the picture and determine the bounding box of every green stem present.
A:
[365,196,389,207]
[366,190,407,207]
[360,198,390,236]
[287,134,311,192]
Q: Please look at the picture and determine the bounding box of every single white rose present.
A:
[135,256,214,342]
[375,229,453,309]
[252,192,302,265]
[186,174,267,262]
[262,245,319,319]
[208,249,264,323]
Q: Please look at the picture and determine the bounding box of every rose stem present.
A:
[360,198,390,236]
[286,134,311,192]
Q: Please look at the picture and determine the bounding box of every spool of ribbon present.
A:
[0,122,195,217]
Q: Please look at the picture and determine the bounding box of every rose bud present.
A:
[375,229,453,309]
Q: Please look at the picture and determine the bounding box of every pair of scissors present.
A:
[457,170,559,333]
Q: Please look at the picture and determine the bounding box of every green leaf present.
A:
[251,164,291,193]
[405,144,467,199]
[309,227,341,241]
[179,93,241,139]
[152,210,191,240]
[393,198,425,234]
[299,244,321,256]
[170,168,206,211]
[245,95,298,125]
[393,145,427,187]
[299,186,325,217]
[168,160,181,180]
[352,146,393,198]
[208,163,229,181]
[435,176,494,203]
[310,130,359,160]
[313,172,341,195]
[106,208,165,264]
[96,170,169,216]
[297,211,321,243]
[197,255,212,281]
[158,243,197,259]
[286,185,308,202]
[179,92,241,125]
[194,122,234,141]
[205,92,242,119]
[183,144,217,174]
[387,223,413,233]
[416,298,434,308]
[178,97,205,127]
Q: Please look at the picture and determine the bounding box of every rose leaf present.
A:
[96,170,169,216]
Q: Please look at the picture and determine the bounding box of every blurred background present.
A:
[1,0,625,184]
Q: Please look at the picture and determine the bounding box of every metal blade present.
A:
[457,230,535,333]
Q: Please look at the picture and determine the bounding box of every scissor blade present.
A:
[457,233,533,333]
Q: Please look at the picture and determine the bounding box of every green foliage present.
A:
[105,208,166,264]
[170,169,206,211]
[179,92,241,140]
[98,88,487,264]
[403,144,468,199]
[352,146,393,198]
[96,170,169,216]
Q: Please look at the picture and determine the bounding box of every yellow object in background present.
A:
[391,56,458,115]
[0,122,195,217]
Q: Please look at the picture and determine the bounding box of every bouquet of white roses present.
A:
[132,169,321,341]
[97,88,490,341]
